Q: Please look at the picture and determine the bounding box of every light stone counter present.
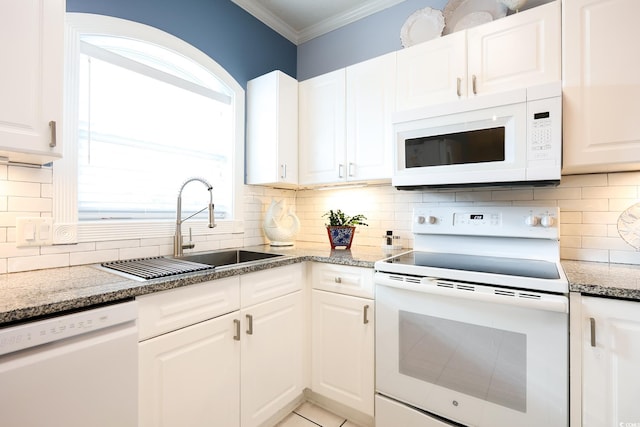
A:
[5,244,634,326]
[562,259,640,301]
[0,243,403,325]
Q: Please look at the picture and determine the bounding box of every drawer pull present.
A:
[363,305,370,324]
[49,120,57,147]
[334,277,342,284]
[233,319,240,341]
[590,317,596,347]
[246,314,253,335]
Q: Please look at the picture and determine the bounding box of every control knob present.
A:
[416,215,436,225]
[525,214,540,227]
[541,214,555,228]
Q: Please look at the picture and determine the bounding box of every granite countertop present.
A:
[562,259,640,300]
[2,243,639,326]
[0,243,402,326]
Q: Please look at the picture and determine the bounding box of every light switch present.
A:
[16,217,53,247]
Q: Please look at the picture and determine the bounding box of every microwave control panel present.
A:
[526,95,562,169]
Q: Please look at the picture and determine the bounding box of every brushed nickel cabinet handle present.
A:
[472,75,477,95]
[233,319,240,341]
[334,277,342,284]
[49,121,57,148]
[246,314,253,335]
[363,305,370,324]
[281,164,287,179]
[456,77,462,97]
[338,164,344,179]
[348,162,355,177]
[590,317,596,347]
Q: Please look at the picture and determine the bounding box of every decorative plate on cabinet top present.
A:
[618,202,640,250]
[442,0,508,34]
[400,7,445,48]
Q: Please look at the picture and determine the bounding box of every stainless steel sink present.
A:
[100,249,284,280]
[174,249,283,267]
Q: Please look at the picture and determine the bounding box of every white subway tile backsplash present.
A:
[558,199,609,212]
[8,253,69,273]
[70,249,119,266]
[119,246,159,260]
[561,174,608,187]
[607,171,640,186]
[582,186,637,199]
[0,163,639,272]
[8,197,52,212]
[7,165,52,183]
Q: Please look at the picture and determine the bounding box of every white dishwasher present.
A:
[0,300,138,427]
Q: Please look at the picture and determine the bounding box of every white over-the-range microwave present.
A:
[392,82,562,189]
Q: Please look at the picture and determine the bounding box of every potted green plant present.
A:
[322,209,368,249]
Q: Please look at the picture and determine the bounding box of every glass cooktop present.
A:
[383,251,560,280]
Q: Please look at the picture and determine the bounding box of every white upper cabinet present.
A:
[246,70,298,188]
[345,52,396,183]
[467,1,560,95]
[299,52,396,186]
[396,31,467,110]
[562,0,640,174]
[396,1,560,111]
[299,69,346,185]
[0,0,64,164]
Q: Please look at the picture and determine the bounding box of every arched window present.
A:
[54,14,244,244]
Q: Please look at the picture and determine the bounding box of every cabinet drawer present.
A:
[240,263,303,308]
[311,263,373,299]
[137,276,240,341]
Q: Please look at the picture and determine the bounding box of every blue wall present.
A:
[297,0,446,81]
[66,0,297,89]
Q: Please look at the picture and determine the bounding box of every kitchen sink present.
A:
[100,249,284,281]
[174,249,283,267]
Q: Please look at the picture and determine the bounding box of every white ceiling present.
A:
[231,0,406,45]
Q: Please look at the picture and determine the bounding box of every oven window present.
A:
[405,127,505,168]
[399,310,526,412]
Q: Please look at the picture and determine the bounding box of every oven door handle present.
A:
[374,273,568,313]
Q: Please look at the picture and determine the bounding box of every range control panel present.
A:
[413,206,560,239]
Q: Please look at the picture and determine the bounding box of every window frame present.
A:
[54,13,245,244]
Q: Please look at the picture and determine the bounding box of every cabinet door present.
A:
[241,291,304,427]
[346,52,396,182]
[467,1,560,96]
[139,311,240,427]
[396,31,467,110]
[311,290,374,416]
[581,296,640,427]
[246,70,298,188]
[562,0,640,174]
[0,0,63,164]
[298,69,346,185]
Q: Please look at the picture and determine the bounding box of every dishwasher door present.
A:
[0,301,138,427]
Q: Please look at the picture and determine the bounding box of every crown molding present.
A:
[232,0,405,45]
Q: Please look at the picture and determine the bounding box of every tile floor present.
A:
[275,402,363,427]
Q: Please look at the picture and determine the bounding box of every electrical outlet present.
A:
[16,217,54,247]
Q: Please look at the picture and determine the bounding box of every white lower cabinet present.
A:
[572,294,640,427]
[139,311,240,427]
[241,290,304,427]
[310,263,374,417]
[138,264,305,427]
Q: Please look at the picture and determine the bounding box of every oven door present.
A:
[375,273,568,427]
